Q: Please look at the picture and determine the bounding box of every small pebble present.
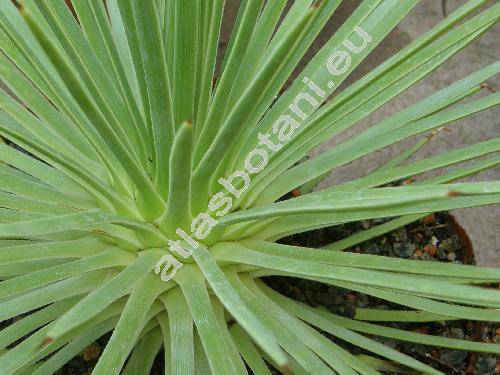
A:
[440,349,468,366]
[363,243,380,255]
[429,245,438,256]
[83,344,101,361]
[304,290,320,307]
[380,243,392,256]
[393,242,403,254]
[313,292,330,306]
[402,243,416,258]
[440,238,454,251]
[345,293,356,303]
[344,303,356,318]
[355,294,368,308]
[437,247,447,260]
[450,328,465,339]
[475,355,498,373]
[395,228,408,242]
[422,214,435,224]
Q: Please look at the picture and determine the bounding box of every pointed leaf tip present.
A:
[480,82,496,93]
[280,363,293,375]
[312,0,323,9]
[42,336,54,347]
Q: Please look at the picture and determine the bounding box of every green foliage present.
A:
[0,0,499,373]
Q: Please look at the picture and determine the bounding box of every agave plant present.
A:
[0,0,499,373]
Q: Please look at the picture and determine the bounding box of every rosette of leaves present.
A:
[1,0,499,374]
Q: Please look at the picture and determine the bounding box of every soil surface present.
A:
[263,212,499,374]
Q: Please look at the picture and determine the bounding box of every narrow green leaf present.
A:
[44,250,167,342]
[221,182,500,226]
[175,265,246,375]
[189,246,289,369]
[171,0,199,125]
[213,242,500,308]
[262,285,444,375]
[92,275,166,374]
[241,240,500,282]
[122,328,164,375]
[0,270,108,323]
[160,288,195,375]
[194,0,264,162]
[158,121,194,234]
[0,297,80,350]
[225,270,336,374]
[230,324,272,375]
[118,0,176,198]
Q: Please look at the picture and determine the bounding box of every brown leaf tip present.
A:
[16,2,25,14]
[448,191,461,197]
[280,363,293,375]
[42,336,54,346]
[480,82,496,93]
[312,0,322,9]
